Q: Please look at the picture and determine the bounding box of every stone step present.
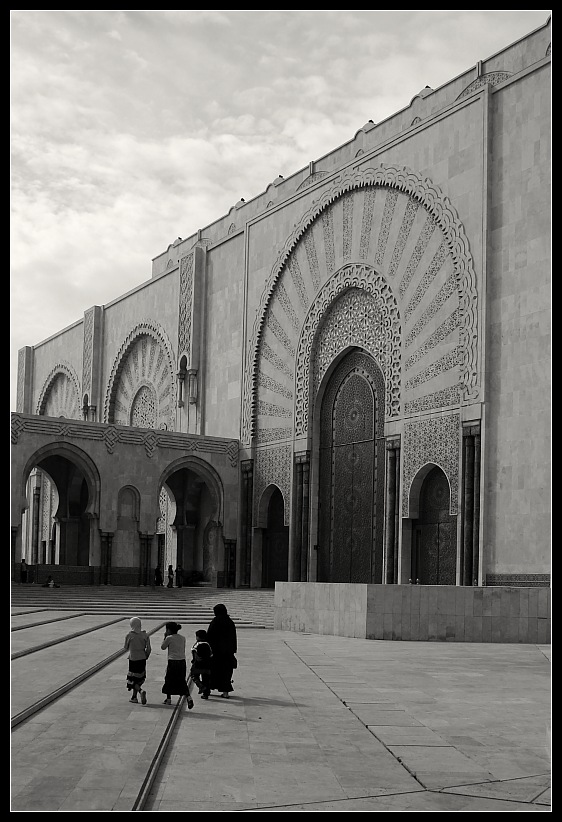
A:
[11,584,275,628]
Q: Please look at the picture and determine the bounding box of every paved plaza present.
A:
[11,594,551,812]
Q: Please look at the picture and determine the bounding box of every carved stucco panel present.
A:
[402,414,460,516]
[253,445,292,527]
[296,264,400,436]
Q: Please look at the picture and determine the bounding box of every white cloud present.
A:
[10,9,551,410]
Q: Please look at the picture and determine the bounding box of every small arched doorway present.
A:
[411,466,457,585]
[262,488,289,588]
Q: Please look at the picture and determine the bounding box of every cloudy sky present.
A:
[10,9,551,410]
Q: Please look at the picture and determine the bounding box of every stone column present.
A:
[462,428,475,585]
[472,429,481,585]
[461,424,481,586]
[100,531,113,585]
[292,457,303,581]
[240,460,253,587]
[31,484,41,566]
[106,533,113,585]
[300,454,310,582]
[11,526,18,581]
[393,442,401,583]
[291,452,310,582]
[138,533,151,586]
[384,439,400,583]
[224,539,236,588]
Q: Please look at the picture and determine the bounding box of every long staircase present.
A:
[10,584,275,629]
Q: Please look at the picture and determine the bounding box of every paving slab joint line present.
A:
[11,612,89,631]
[283,638,432,790]
[11,621,167,728]
[131,696,186,811]
[11,616,128,659]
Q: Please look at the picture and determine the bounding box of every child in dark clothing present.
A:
[189,629,213,699]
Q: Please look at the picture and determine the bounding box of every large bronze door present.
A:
[413,466,457,585]
[317,351,385,583]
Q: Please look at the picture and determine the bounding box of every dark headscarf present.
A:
[208,604,237,654]
[213,603,228,616]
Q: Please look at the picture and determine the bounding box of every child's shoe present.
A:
[140,690,147,705]
[130,696,138,703]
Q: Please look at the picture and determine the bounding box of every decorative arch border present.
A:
[157,455,224,528]
[19,440,101,519]
[456,71,511,100]
[103,320,177,428]
[242,164,479,444]
[36,361,82,418]
[295,264,400,437]
[407,462,452,520]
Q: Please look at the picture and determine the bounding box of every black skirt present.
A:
[210,654,235,693]
[161,659,189,695]
[126,658,147,692]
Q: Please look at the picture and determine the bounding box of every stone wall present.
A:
[274,582,551,644]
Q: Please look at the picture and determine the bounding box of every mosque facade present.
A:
[12,18,551,592]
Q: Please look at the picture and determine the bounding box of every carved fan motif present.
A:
[42,372,81,419]
[245,166,479,446]
[111,335,172,429]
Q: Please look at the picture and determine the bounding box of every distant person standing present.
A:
[175,565,183,589]
[20,559,28,584]
[167,564,174,588]
[124,617,151,705]
[161,622,193,708]
[207,603,238,699]
[154,565,163,587]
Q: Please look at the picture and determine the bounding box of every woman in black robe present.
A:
[206,603,237,698]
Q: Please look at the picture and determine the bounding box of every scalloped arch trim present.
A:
[36,361,82,419]
[103,320,177,428]
[242,164,479,444]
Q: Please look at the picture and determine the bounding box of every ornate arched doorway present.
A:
[158,457,224,586]
[262,487,289,588]
[317,350,385,583]
[411,466,457,584]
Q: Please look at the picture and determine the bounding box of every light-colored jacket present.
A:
[161,633,186,660]
[124,630,151,661]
